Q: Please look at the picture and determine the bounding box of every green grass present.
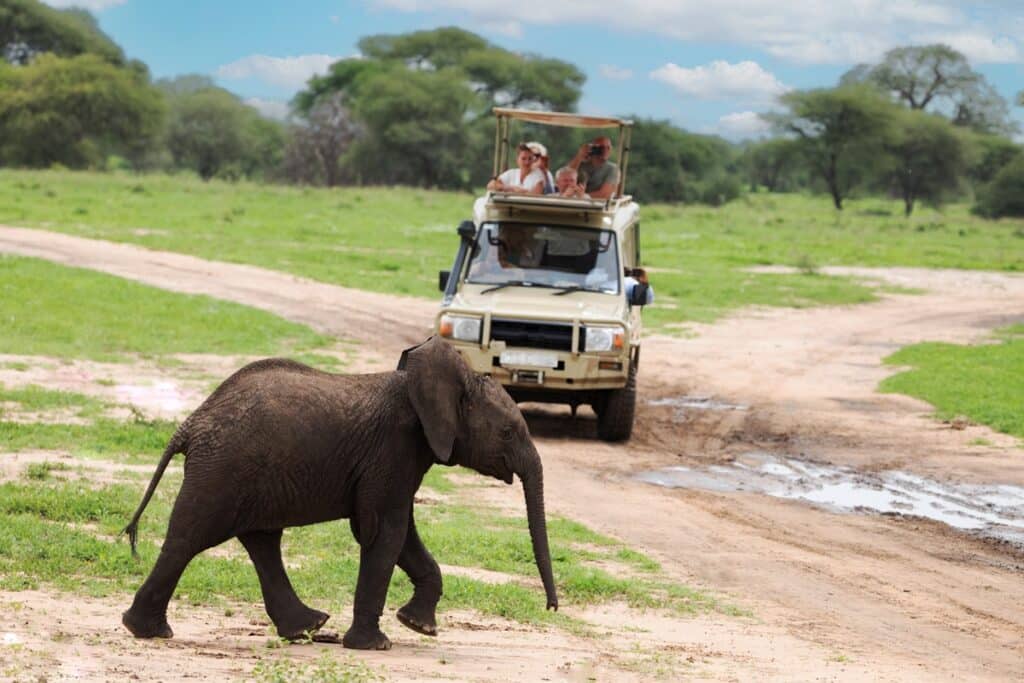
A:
[0,254,331,360]
[0,402,730,629]
[0,384,106,419]
[0,416,177,461]
[881,325,1024,438]
[4,170,1020,325]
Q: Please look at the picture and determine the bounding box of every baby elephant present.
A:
[121,337,557,649]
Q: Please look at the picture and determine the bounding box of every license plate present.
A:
[500,350,558,369]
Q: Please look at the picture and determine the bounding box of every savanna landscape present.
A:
[3,2,1024,681]
[0,170,1022,681]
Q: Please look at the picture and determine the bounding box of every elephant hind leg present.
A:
[123,535,200,639]
[238,529,329,640]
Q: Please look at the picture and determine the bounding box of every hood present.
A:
[453,284,627,322]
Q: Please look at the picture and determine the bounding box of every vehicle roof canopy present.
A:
[492,108,633,129]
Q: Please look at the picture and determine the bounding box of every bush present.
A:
[697,174,743,207]
[974,157,1024,218]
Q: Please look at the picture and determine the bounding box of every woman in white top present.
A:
[487,143,546,195]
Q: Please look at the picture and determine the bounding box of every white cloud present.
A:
[329,15,340,24]
[216,54,342,90]
[599,64,633,80]
[244,98,292,121]
[716,111,771,140]
[651,61,788,101]
[480,20,523,38]
[370,0,1022,65]
[43,0,126,10]
[920,32,1021,64]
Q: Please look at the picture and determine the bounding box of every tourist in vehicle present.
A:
[526,141,555,194]
[567,135,620,199]
[487,143,546,194]
[551,166,588,198]
[584,265,654,303]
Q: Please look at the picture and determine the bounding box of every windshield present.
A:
[465,222,620,294]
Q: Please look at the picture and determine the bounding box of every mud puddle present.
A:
[637,453,1024,547]
[647,395,748,419]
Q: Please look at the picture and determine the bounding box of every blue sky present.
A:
[47,0,1024,140]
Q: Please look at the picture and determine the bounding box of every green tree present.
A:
[883,109,971,216]
[966,133,1022,186]
[974,156,1024,218]
[293,27,584,189]
[165,86,284,180]
[769,86,895,210]
[0,53,164,168]
[842,44,1015,135]
[1,0,124,65]
[742,137,804,192]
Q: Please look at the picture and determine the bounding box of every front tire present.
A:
[595,362,637,442]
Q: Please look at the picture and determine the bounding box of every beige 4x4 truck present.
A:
[435,109,649,441]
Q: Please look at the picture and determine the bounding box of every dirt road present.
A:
[2,226,1023,681]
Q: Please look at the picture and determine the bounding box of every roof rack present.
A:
[491,108,633,199]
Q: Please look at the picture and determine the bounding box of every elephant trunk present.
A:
[516,445,558,611]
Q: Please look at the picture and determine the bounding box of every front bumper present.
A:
[439,314,633,391]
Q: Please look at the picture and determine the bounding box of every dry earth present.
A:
[2,227,1023,681]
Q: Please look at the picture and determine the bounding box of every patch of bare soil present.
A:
[3,227,1024,680]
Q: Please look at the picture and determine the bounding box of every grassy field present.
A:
[1,254,331,360]
[3,170,1021,325]
[881,325,1024,439]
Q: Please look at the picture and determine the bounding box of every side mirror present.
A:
[457,220,476,240]
[438,270,450,292]
[629,282,650,307]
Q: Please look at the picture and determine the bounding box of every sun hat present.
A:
[525,141,548,158]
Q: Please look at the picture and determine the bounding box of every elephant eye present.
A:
[499,426,514,441]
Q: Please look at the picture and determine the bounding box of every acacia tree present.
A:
[768,86,894,210]
[164,86,285,181]
[883,109,970,216]
[1,0,124,65]
[292,27,584,189]
[0,53,164,167]
[842,44,1015,135]
[743,138,803,192]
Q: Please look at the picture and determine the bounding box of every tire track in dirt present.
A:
[3,225,1024,680]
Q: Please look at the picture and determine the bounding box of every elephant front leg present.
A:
[396,512,442,636]
[343,507,408,650]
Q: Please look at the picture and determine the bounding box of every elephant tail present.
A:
[122,421,190,558]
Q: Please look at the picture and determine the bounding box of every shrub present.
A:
[974,157,1024,218]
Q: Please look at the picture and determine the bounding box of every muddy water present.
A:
[637,453,1024,547]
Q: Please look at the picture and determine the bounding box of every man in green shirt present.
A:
[568,135,620,199]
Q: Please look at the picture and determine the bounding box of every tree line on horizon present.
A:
[1,0,1023,217]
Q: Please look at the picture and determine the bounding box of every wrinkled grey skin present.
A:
[121,337,557,650]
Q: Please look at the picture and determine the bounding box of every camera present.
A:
[588,144,604,157]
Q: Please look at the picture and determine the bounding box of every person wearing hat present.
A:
[487,142,545,194]
[526,141,555,195]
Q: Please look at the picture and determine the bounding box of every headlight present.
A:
[584,326,625,352]
[439,314,482,343]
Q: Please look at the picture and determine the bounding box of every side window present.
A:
[634,223,641,266]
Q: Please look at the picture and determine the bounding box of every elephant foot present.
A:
[277,608,330,641]
[397,602,437,636]
[122,609,173,639]
[342,625,392,650]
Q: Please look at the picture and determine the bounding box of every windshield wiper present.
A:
[551,285,608,296]
[480,280,535,294]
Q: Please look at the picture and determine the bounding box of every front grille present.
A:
[490,318,574,352]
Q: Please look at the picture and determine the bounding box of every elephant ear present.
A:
[402,337,466,463]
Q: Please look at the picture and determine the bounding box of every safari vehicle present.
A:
[435,108,649,441]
